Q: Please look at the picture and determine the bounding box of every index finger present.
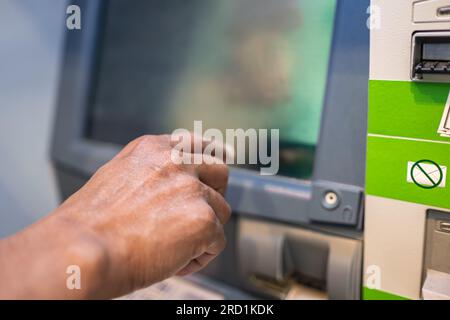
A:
[170,131,234,163]
[195,155,229,196]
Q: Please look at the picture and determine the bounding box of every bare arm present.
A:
[0,135,230,299]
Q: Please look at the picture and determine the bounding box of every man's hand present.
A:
[0,135,231,299]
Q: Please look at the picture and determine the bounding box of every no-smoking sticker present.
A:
[407,160,447,189]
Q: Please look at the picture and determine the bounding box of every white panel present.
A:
[364,196,450,299]
[370,0,450,81]
[364,196,427,299]
[414,0,450,23]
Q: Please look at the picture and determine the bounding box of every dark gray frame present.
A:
[52,0,369,236]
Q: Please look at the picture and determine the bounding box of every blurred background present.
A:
[0,0,66,237]
[0,0,335,238]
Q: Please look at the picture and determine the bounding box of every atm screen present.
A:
[86,0,337,179]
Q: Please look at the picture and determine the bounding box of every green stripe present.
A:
[369,80,450,142]
[367,80,450,208]
[366,136,450,208]
[363,287,410,300]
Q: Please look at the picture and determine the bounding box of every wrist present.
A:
[63,229,111,299]
[0,213,112,299]
[47,213,112,299]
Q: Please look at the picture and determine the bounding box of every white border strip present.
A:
[368,133,450,146]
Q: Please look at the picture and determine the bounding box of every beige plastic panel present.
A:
[414,0,450,23]
[364,195,450,299]
[364,196,427,299]
[370,0,450,81]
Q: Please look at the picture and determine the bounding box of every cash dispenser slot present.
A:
[422,210,450,300]
[412,32,450,82]
[237,218,362,300]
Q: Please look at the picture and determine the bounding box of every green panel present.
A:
[366,136,450,208]
[366,75,450,303]
[369,80,450,141]
[363,287,409,300]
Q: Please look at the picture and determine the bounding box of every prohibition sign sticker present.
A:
[409,160,445,189]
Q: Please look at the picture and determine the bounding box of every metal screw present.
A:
[322,191,340,210]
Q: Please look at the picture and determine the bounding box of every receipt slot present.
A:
[412,32,450,82]
[422,210,450,299]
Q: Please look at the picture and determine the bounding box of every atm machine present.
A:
[364,0,450,300]
[52,0,370,299]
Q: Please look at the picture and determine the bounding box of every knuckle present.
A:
[201,204,217,222]
[135,134,152,144]
[216,164,229,189]
[224,166,230,182]
[116,154,142,171]
[162,159,183,173]
[218,234,227,251]
[220,163,229,176]
[93,161,113,176]
[178,174,203,191]
[210,228,226,254]
[221,164,230,180]
[137,135,154,147]
[128,135,153,155]
[159,134,171,141]
[196,202,218,226]
[186,177,206,195]
[134,135,170,152]
[224,201,232,219]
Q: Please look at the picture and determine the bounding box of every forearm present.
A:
[0,135,231,299]
[0,214,109,299]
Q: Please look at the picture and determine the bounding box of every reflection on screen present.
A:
[87,0,337,179]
